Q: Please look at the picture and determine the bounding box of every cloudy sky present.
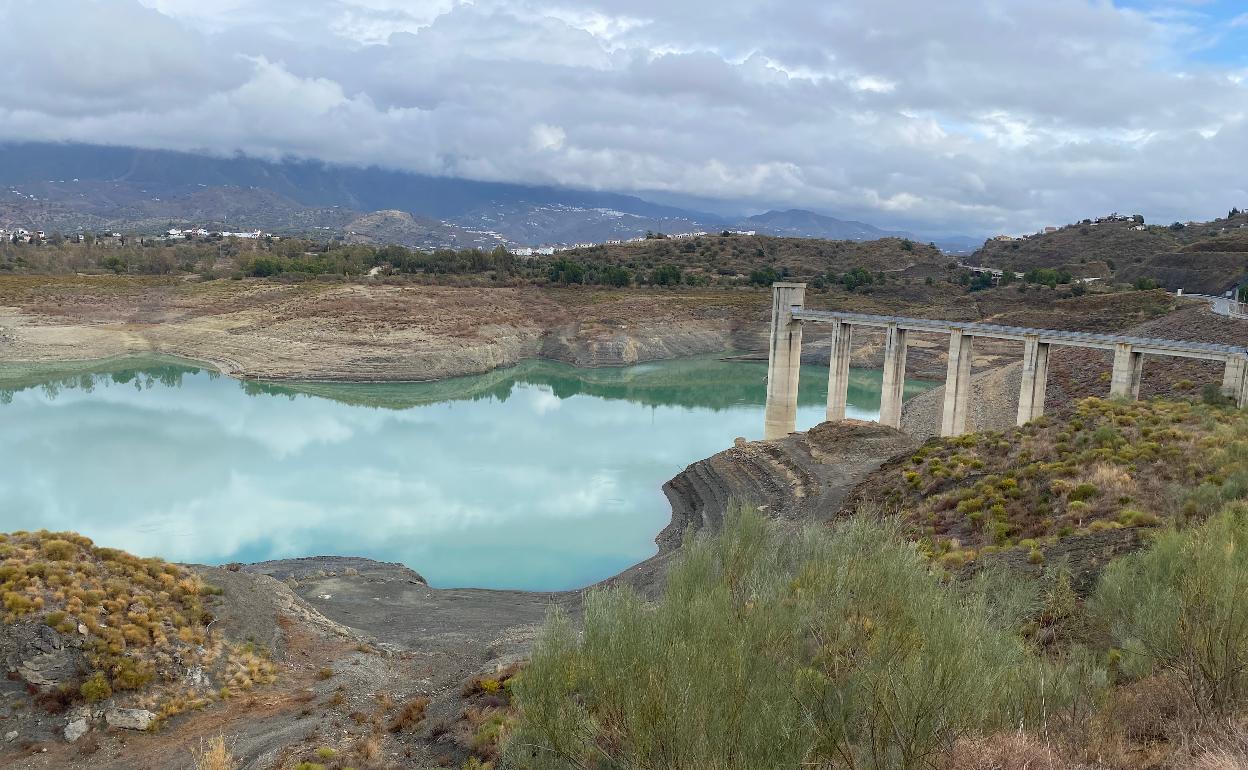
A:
[2,0,1246,235]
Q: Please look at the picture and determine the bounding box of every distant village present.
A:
[990,214,1147,242]
[1,223,759,254]
[991,211,1248,242]
[0,226,277,245]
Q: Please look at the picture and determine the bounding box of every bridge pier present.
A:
[1110,343,1143,399]
[879,323,908,429]
[1017,335,1051,425]
[825,319,853,422]
[764,292,1248,441]
[1224,357,1248,407]
[763,283,806,440]
[941,329,974,436]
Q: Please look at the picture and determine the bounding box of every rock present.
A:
[4,730,17,742]
[18,650,78,687]
[64,717,90,742]
[36,625,63,652]
[184,664,207,687]
[105,708,157,731]
[78,623,88,636]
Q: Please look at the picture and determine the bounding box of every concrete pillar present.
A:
[1109,342,1143,400]
[1016,335,1051,426]
[763,282,806,440]
[878,323,908,429]
[1223,356,1248,408]
[825,320,853,423]
[941,330,974,436]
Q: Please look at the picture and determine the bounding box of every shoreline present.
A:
[1,347,938,598]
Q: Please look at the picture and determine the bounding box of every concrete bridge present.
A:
[764,282,1248,440]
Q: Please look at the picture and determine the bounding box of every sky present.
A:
[1,0,1246,236]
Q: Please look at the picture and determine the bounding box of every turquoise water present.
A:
[0,355,932,590]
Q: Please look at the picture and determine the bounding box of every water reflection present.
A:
[0,355,932,590]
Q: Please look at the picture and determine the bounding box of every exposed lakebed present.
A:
[0,355,932,590]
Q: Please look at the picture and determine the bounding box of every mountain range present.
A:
[0,142,978,252]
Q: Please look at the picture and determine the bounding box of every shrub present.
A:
[41,539,77,561]
[1069,483,1099,502]
[1093,503,1248,723]
[80,671,112,703]
[389,696,430,732]
[508,508,1060,770]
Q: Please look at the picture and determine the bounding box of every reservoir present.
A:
[0,355,932,590]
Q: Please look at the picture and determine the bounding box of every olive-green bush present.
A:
[1094,502,1248,722]
[508,508,1067,770]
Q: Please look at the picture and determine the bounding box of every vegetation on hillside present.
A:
[0,530,274,724]
[508,396,1248,769]
[971,211,1248,294]
[862,397,1247,568]
[509,509,1054,770]
[0,232,946,289]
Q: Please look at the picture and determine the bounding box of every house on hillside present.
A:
[1043,226,1059,234]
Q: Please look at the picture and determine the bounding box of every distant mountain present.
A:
[734,209,906,241]
[0,142,705,223]
[0,142,970,250]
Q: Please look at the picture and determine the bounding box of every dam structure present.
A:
[764,282,1248,440]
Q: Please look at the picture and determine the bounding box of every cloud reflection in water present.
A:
[0,356,928,590]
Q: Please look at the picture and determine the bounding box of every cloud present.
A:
[3,0,1248,234]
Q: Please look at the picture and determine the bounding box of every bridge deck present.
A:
[790,309,1248,362]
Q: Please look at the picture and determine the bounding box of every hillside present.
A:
[343,210,502,250]
[970,211,1248,294]
[560,233,945,281]
[734,208,906,240]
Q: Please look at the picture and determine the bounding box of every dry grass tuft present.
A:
[192,735,237,770]
[942,733,1069,770]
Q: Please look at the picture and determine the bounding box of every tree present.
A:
[968,272,994,292]
[748,267,779,287]
[547,259,585,285]
[601,265,632,287]
[490,245,515,276]
[649,264,682,285]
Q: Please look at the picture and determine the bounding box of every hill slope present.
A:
[970,212,1248,294]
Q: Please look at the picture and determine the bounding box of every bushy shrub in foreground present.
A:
[1094,502,1248,723]
[508,509,1067,770]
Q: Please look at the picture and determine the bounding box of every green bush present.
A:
[508,508,1061,770]
[1069,483,1100,502]
[80,671,112,703]
[1093,502,1248,722]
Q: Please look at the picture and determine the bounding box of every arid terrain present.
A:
[0,274,1183,384]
